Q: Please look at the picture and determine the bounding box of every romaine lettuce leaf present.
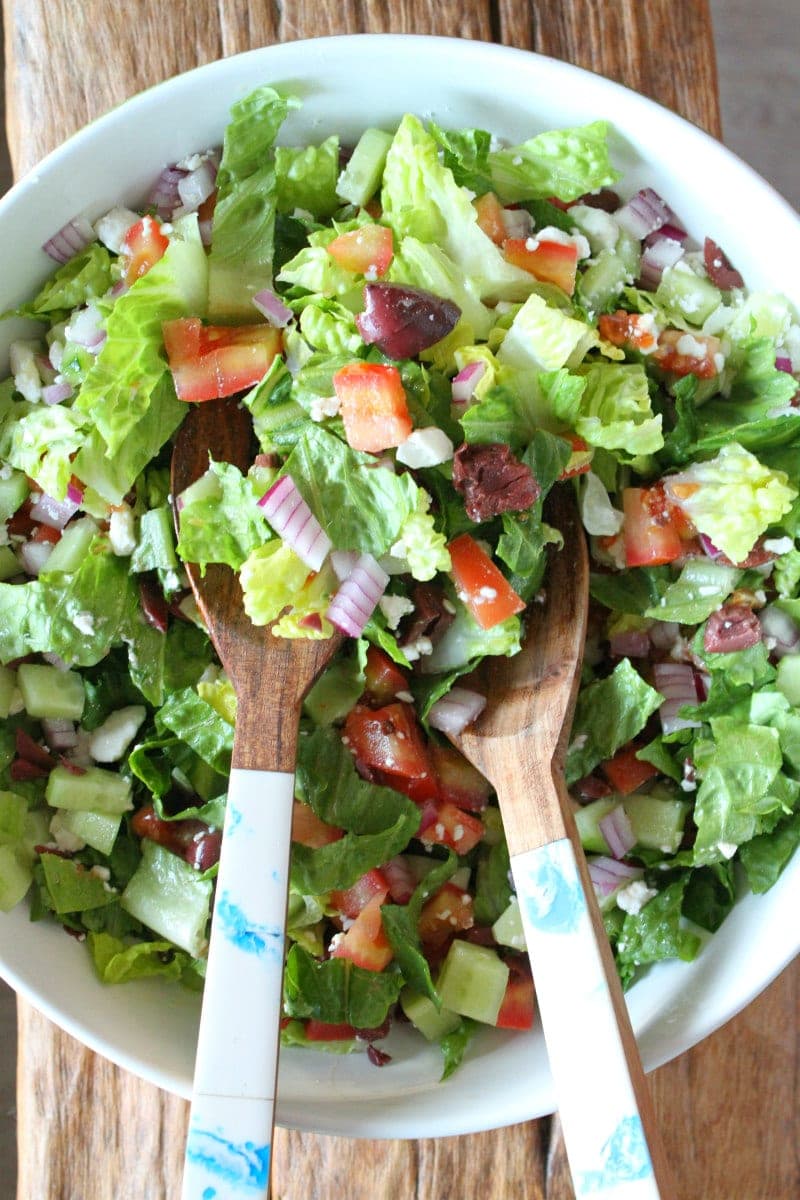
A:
[283,943,403,1028]
[565,658,663,784]
[176,459,273,573]
[0,402,87,499]
[12,243,114,320]
[276,136,340,218]
[497,292,601,371]
[154,688,234,776]
[573,362,663,456]
[240,542,335,637]
[381,853,458,1003]
[488,121,620,204]
[615,877,701,974]
[643,560,741,625]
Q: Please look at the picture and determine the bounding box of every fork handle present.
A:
[181,766,294,1200]
[510,836,674,1199]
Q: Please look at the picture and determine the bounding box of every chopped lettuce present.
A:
[565,659,663,784]
[176,460,273,573]
[284,943,403,1028]
[275,136,340,218]
[488,121,620,204]
[573,362,663,456]
[240,542,335,637]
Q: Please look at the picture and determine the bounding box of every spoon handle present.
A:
[506,799,675,1196]
[181,766,294,1200]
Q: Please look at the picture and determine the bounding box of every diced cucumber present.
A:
[450,866,471,891]
[0,666,17,719]
[574,796,618,854]
[0,546,19,581]
[491,896,527,952]
[436,939,509,1026]
[43,517,99,575]
[336,128,393,207]
[45,765,133,815]
[22,808,51,855]
[52,808,122,856]
[578,249,629,316]
[481,806,505,846]
[0,790,27,846]
[187,758,226,803]
[0,470,29,521]
[0,844,33,911]
[17,664,85,721]
[40,853,115,914]
[656,264,722,326]
[130,506,178,574]
[400,988,461,1042]
[121,839,212,957]
[622,792,689,854]
[776,655,800,706]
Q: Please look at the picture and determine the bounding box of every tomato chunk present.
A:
[473,192,507,245]
[331,895,393,971]
[559,433,594,480]
[363,645,410,706]
[418,882,475,950]
[622,488,683,568]
[330,868,390,919]
[419,799,484,854]
[503,237,578,295]
[121,216,169,286]
[598,310,658,353]
[496,959,535,1030]
[429,743,491,812]
[448,533,525,630]
[332,361,412,453]
[600,745,659,795]
[327,224,394,277]
[291,800,344,848]
[343,702,436,801]
[652,329,722,379]
[304,1020,357,1042]
[162,317,283,403]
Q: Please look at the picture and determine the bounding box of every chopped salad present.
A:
[1,84,799,1075]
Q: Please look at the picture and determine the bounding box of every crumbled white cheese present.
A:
[395,428,454,469]
[48,813,86,854]
[567,205,620,253]
[108,506,137,556]
[176,149,216,173]
[88,705,147,763]
[716,841,738,860]
[72,611,95,636]
[616,880,657,915]
[378,594,414,631]
[402,636,433,662]
[478,586,497,601]
[7,687,24,716]
[763,536,795,556]
[675,333,708,359]
[94,206,140,253]
[309,394,341,422]
[395,690,414,704]
[9,340,43,402]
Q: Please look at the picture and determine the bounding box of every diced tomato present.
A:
[330,868,390,919]
[448,534,525,631]
[291,800,344,848]
[597,310,659,353]
[418,882,475,950]
[559,433,594,480]
[429,743,491,812]
[6,500,34,538]
[332,362,412,453]
[304,1020,357,1042]
[496,959,535,1030]
[652,329,722,379]
[643,480,695,540]
[363,645,410,706]
[343,702,436,801]
[330,895,393,971]
[30,523,61,545]
[162,318,283,403]
[419,800,484,854]
[121,215,170,286]
[473,192,507,245]
[503,236,578,295]
[622,488,683,568]
[601,745,659,795]
[327,224,394,277]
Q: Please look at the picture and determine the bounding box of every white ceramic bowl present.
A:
[1,34,799,1139]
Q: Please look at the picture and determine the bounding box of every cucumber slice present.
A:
[0,844,33,912]
[17,663,85,721]
[776,655,800,706]
[574,796,618,854]
[45,765,133,815]
[40,853,115,914]
[336,128,393,207]
[622,792,689,854]
[491,896,527,951]
[656,264,721,325]
[0,666,17,719]
[578,249,629,316]
[0,790,27,844]
[400,988,461,1042]
[130,506,178,574]
[52,808,123,856]
[43,517,99,575]
[121,839,212,957]
[436,939,509,1026]
[0,546,19,581]
[0,470,29,521]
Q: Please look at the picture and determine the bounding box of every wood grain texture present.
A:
[6,1,795,1199]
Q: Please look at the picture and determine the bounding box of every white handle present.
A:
[511,839,661,1199]
[181,766,294,1200]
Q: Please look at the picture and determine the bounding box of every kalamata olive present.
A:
[356,283,460,359]
[703,237,744,290]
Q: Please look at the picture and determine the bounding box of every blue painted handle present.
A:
[512,839,661,1199]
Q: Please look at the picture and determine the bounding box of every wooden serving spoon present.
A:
[451,487,675,1199]
[171,397,341,1200]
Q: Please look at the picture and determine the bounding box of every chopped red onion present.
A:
[258,475,331,572]
[451,361,485,407]
[68,304,105,352]
[253,288,293,329]
[177,160,216,212]
[638,235,685,290]
[500,207,534,240]
[428,687,487,736]
[758,604,800,659]
[383,856,416,904]
[615,188,673,240]
[147,165,188,216]
[608,629,651,658]
[66,481,84,506]
[42,651,70,671]
[42,381,74,406]
[648,621,680,651]
[587,856,643,898]
[327,553,389,638]
[330,550,359,582]
[29,492,79,530]
[42,215,95,264]
[776,356,794,374]
[599,806,637,860]
[698,533,722,559]
[41,719,78,752]
[645,223,687,246]
[653,661,706,734]
[19,540,53,577]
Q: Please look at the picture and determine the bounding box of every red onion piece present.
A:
[428,687,487,736]
[638,235,685,290]
[42,719,78,752]
[327,553,389,638]
[66,481,84,506]
[253,288,293,328]
[615,188,673,239]
[703,237,744,290]
[147,165,188,216]
[451,361,485,407]
[653,661,706,734]
[648,621,680,651]
[599,806,637,860]
[500,207,534,240]
[698,533,722,559]
[608,629,651,658]
[29,492,79,530]
[257,475,331,572]
[19,540,53,577]
[382,856,416,904]
[645,222,687,246]
[42,215,95,264]
[177,160,216,212]
[68,305,105,352]
[330,550,359,582]
[42,381,74,406]
[587,856,643,898]
[775,356,794,374]
[758,604,800,659]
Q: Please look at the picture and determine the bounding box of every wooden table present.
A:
[4,2,799,1196]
